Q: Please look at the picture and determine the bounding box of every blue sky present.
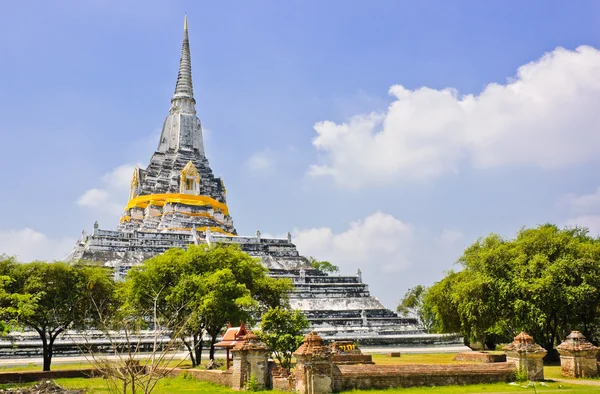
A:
[1,0,600,307]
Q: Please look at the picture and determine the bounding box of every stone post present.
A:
[557,331,599,378]
[231,331,270,390]
[503,332,547,381]
[293,332,334,394]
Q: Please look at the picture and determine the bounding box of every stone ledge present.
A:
[0,368,99,384]
[165,367,232,387]
[453,352,507,363]
[334,363,515,391]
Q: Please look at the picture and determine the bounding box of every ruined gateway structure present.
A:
[68,17,461,348]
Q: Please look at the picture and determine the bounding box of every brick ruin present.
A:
[503,331,547,381]
[202,331,599,392]
[65,15,463,349]
[557,331,599,378]
[231,331,515,393]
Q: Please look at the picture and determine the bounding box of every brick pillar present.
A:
[230,331,270,391]
[231,345,248,390]
[503,332,547,381]
[293,332,333,394]
[557,331,599,378]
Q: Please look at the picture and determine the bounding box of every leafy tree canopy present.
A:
[308,257,339,274]
[422,224,600,352]
[121,243,292,365]
[397,285,435,332]
[0,257,116,371]
[258,307,309,372]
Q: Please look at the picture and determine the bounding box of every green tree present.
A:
[396,285,435,332]
[308,257,339,274]
[424,224,600,352]
[0,258,116,371]
[122,244,292,365]
[258,307,309,372]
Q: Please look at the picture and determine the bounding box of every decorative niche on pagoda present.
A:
[116,15,236,237]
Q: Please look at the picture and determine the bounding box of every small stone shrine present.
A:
[66,16,463,349]
[230,331,270,390]
[503,332,546,381]
[557,331,599,378]
[293,332,334,394]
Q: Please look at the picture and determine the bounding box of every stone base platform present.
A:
[333,363,516,391]
[68,228,464,348]
[453,352,507,363]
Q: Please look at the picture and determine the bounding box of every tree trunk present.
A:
[182,338,196,366]
[193,334,203,365]
[209,336,217,361]
[35,329,50,372]
[130,373,136,394]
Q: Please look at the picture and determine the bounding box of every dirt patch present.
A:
[0,380,82,394]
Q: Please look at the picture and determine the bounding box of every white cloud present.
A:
[563,187,600,215]
[435,229,464,247]
[565,215,600,236]
[309,46,600,187]
[293,212,414,273]
[77,163,141,221]
[246,151,273,172]
[78,188,110,207]
[0,228,76,262]
[563,187,600,236]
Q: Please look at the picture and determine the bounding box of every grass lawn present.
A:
[371,353,463,365]
[343,381,599,393]
[1,353,599,393]
[0,357,228,373]
[54,376,260,393]
[36,377,600,393]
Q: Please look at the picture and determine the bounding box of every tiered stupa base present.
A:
[68,228,463,348]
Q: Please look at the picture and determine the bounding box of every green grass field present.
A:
[1,353,599,393]
[49,376,600,393]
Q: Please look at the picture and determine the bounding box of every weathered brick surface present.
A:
[504,332,546,381]
[166,368,232,387]
[332,354,374,364]
[269,363,295,392]
[0,368,99,384]
[558,331,599,378]
[334,363,515,391]
[453,352,507,363]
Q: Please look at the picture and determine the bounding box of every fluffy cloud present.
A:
[566,215,600,236]
[563,187,600,236]
[0,228,76,262]
[435,229,464,247]
[77,164,140,221]
[563,187,600,215]
[309,46,600,187]
[246,151,274,172]
[293,212,414,273]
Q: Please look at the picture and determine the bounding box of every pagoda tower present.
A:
[66,17,464,350]
[119,16,235,236]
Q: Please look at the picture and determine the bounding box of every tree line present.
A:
[398,224,600,355]
[0,244,308,371]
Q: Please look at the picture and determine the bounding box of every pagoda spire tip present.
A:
[184,14,188,31]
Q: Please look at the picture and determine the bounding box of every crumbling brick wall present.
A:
[453,352,507,363]
[333,363,515,391]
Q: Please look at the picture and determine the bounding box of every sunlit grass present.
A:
[52,377,600,393]
[370,353,465,365]
[1,353,599,393]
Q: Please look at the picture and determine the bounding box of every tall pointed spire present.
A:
[172,14,194,102]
